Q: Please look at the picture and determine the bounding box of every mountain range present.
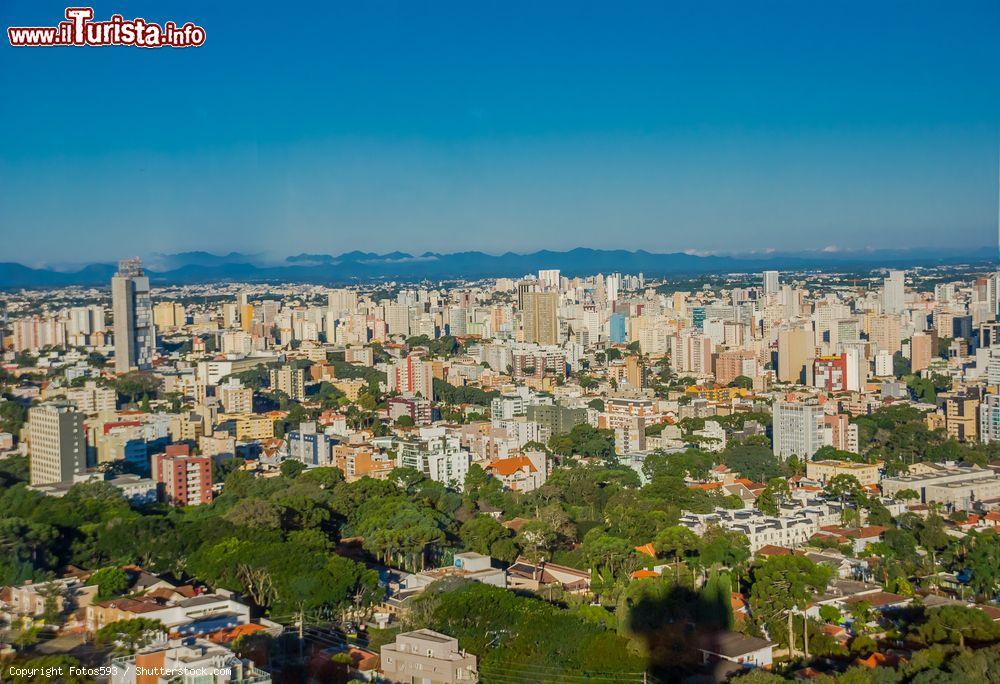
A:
[0,247,994,288]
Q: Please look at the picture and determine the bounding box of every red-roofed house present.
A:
[486,452,547,492]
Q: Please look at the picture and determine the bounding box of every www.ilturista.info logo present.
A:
[8,7,206,48]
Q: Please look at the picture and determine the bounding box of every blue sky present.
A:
[1,0,998,264]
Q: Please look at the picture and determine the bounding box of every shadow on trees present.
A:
[627,584,735,683]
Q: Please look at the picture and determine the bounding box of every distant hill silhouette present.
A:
[0,246,993,287]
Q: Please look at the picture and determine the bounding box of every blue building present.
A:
[287,421,335,466]
[692,306,706,330]
[609,313,627,344]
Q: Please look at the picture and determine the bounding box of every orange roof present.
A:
[487,456,537,477]
[756,545,793,556]
[688,482,723,490]
[635,543,657,558]
[630,569,661,579]
[209,623,266,644]
[855,652,897,669]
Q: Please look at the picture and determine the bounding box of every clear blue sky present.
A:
[1,0,998,264]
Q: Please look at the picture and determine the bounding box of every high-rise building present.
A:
[601,397,658,454]
[63,381,117,414]
[772,401,824,460]
[387,354,435,399]
[287,421,334,466]
[609,313,627,344]
[883,270,906,314]
[111,258,155,373]
[941,390,980,442]
[869,314,902,355]
[537,269,561,290]
[152,444,212,506]
[625,355,645,389]
[152,302,185,329]
[813,354,848,392]
[714,349,757,386]
[522,291,559,346]
[980,394,1000,444]
[777,327,812,384]
[910,332,933,373]
[874,349,894,377]
[668,331,713,375]
[28,402,87,486]
[763,270,780,296]
[269,366,306,401]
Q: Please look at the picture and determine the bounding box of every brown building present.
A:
[777,328,812,384]
[522,291,559,346]
[624,355,645,389]
[333,444,395,481]
[910,332,934,373]
[714,349,757,387]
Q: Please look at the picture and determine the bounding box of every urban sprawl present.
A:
[1,260,1000,683]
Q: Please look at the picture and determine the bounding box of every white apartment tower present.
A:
[28,402,87,486]
[763,270,780,296]
[882,270,906,314]
[772,401,825,460]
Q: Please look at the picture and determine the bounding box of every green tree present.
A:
[749,555,833,657]
[916,605,1000,649]
[280,460,306,478]
[86,567,130,601]
[95,618,167,653]
[654,525,700,582]
[757,477,791,516]
[459,516,511,557]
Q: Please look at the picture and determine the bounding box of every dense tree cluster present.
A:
[853,405,1000,474]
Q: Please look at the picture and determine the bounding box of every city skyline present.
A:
[3,0,999,262]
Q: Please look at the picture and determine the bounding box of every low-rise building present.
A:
[380,629,478,684]
[882,464,1000,510]
[807,460,881,487]
[111,637,271,684]
[485,452,547,492]
[401,553,506,592]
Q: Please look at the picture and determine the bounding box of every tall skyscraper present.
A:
[763,270,780,296]
[111,258,155,373]
[883,270,906,314]
[522,291,559,346]
[28,402,87,485]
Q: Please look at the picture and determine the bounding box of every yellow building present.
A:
[235,414,275,441]
[806,459,881,487]
[152,302,185,329]
[685,385,749,402]
[332,378,368,401]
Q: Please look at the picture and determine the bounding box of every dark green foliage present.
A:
[548,423,616,458]
[433,378,497,406]
[411,581,644,676]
